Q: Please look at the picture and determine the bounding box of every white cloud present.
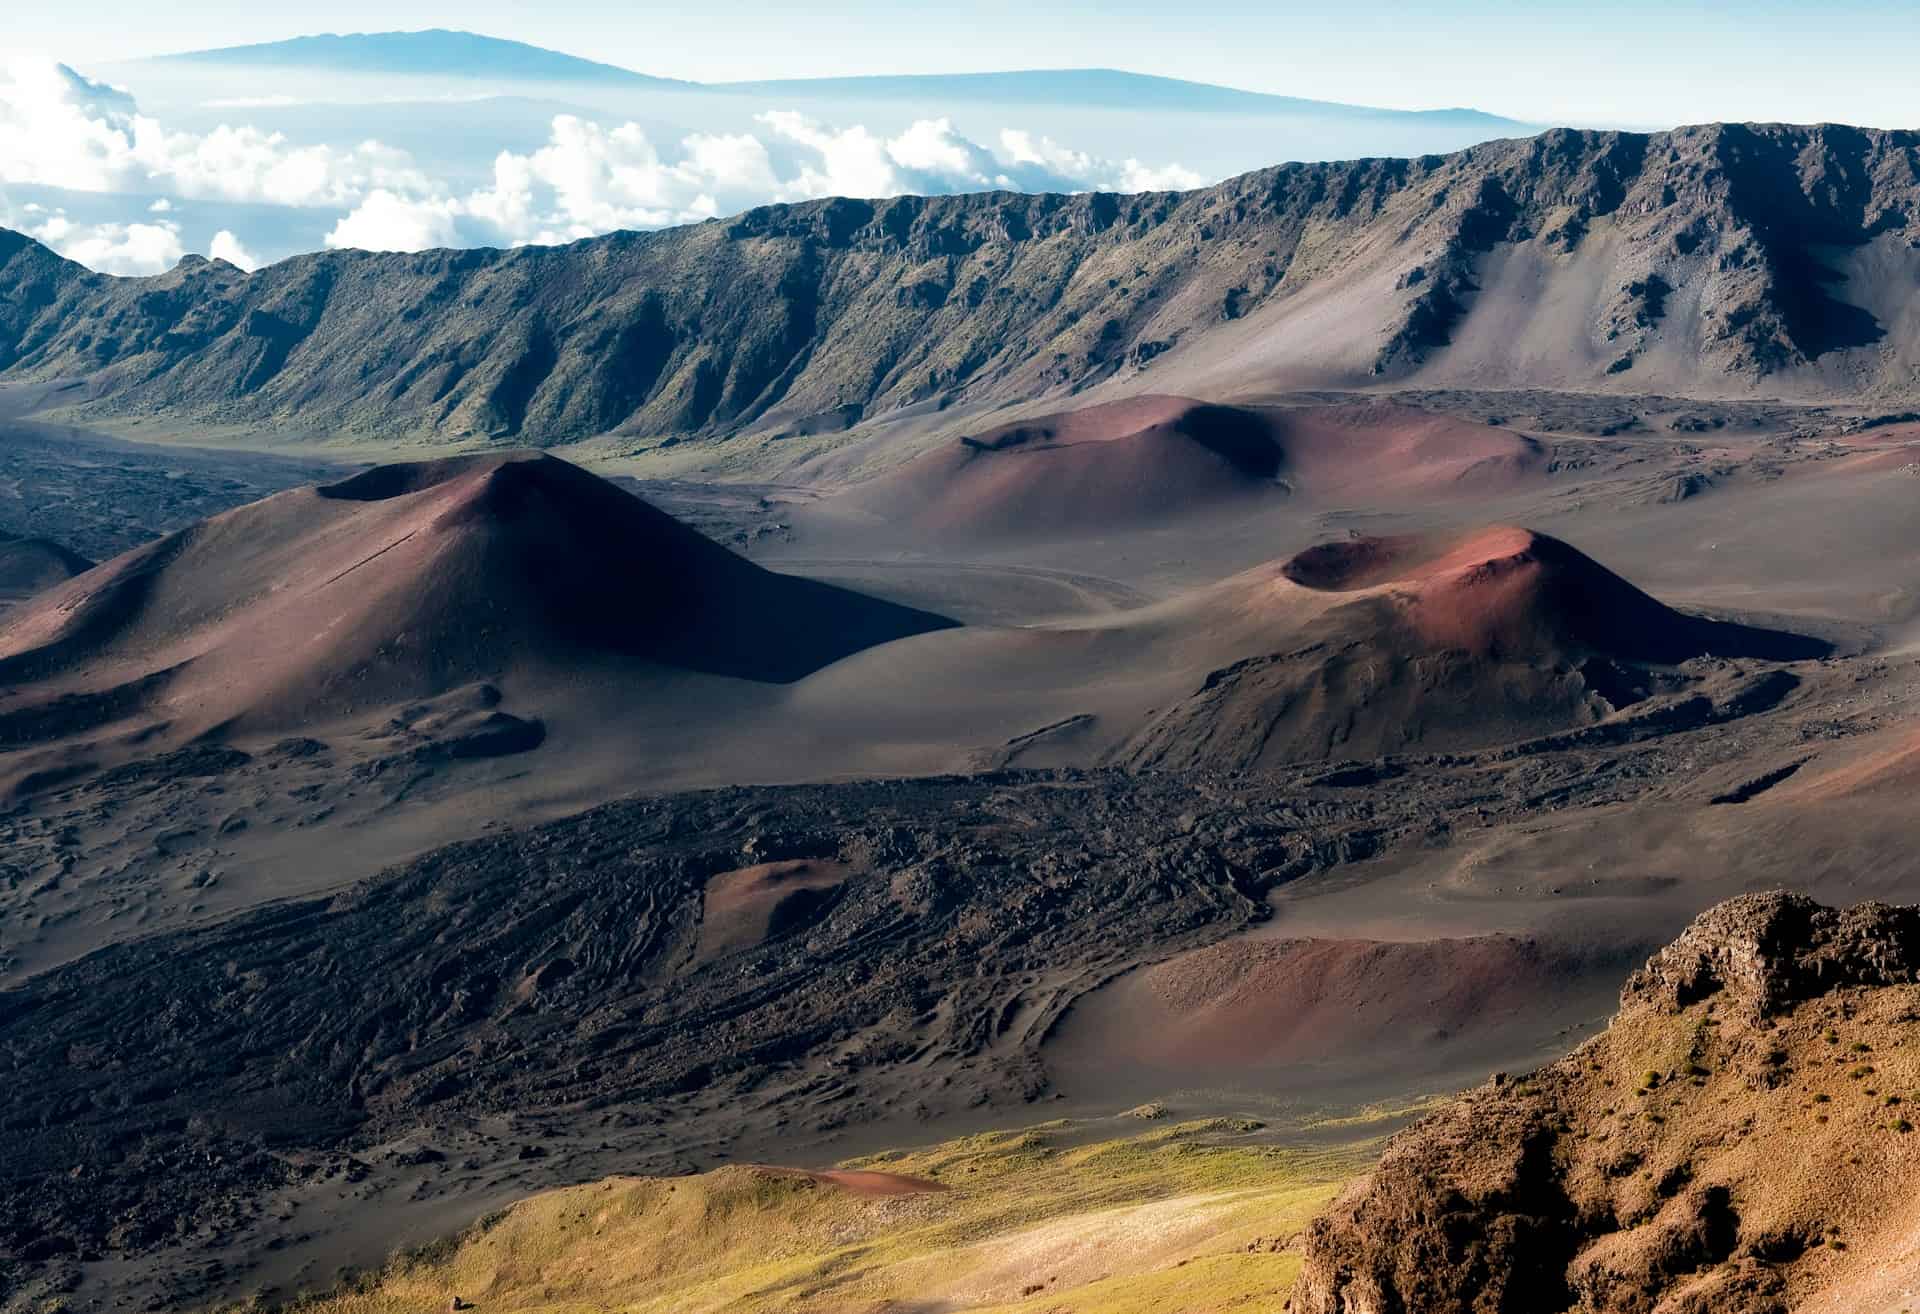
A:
[998,129,1084,173]
[0,58,147,192]
[454,110,1198,243]
[3,59,1207,265]
[422,110,1207,248]
[752,112,1027,201]
[0,56,428,208]
[141,124,432,208]
[460,117,761,244]
[324,189,459,252]
[518,117,689,233]
[6,201,265,275]
[76,221,186,275]
[209,229,260,271]
[462,149,539,236]
[1000,128,1206,192]
[759,112,917,200]
[682,131,779,195]
[752,112,1200,204]
[886,117,1003,182]
[23,210,185,275]
[1116,158,1207,192]
[201,94,303,109]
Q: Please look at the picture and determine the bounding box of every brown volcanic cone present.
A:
[1281,527,1823,664]
[829,398,1542,541]
[0,452,953,742]
[1292,893,1920,1314]
[832,396,1284,538]
[1124,527,1827,768]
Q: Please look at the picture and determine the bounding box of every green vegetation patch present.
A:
[274,1119,1371,1314]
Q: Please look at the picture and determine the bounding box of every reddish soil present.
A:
[746,1165,947,1197]
[809,1169,948,1197]
[1062,935,1599,1071]
[1123,526,1828,770]
[1783,725,1920,799]
[696,859,855,964]
[1805,443,1920,477]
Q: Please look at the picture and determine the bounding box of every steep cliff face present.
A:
[5,124,1920,445]
[1292,893,1920,1314]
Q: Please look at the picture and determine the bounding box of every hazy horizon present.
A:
[16,2,1920,127]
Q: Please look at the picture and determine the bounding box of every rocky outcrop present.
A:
[1293,893,1920,1314]
[1625,894,1920,1018]
[5,125,1920,445]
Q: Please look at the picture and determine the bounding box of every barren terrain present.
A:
[3,122,1920,1313]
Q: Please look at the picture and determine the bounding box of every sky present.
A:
[14,0,1920,128]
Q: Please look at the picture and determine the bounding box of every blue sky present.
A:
[16,0,1920,127]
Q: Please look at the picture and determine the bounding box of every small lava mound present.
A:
[1293,893,1920,1314]
[694,859,853,965]
[1260,402,1548,501]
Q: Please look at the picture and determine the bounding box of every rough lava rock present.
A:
[1292,893,1920,1314]
[1625,893,1920,1018]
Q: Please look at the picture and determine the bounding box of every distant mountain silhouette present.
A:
[146,30,1525,130]
[150,29,695,87]
[716,68,1529,126]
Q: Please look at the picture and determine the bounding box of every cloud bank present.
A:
[18,210,186,276]
[1,56,1207,271]
[0,58,430,207]
[325,112,1205,253]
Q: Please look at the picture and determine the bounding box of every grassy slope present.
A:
[292,1119,1375,1314]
